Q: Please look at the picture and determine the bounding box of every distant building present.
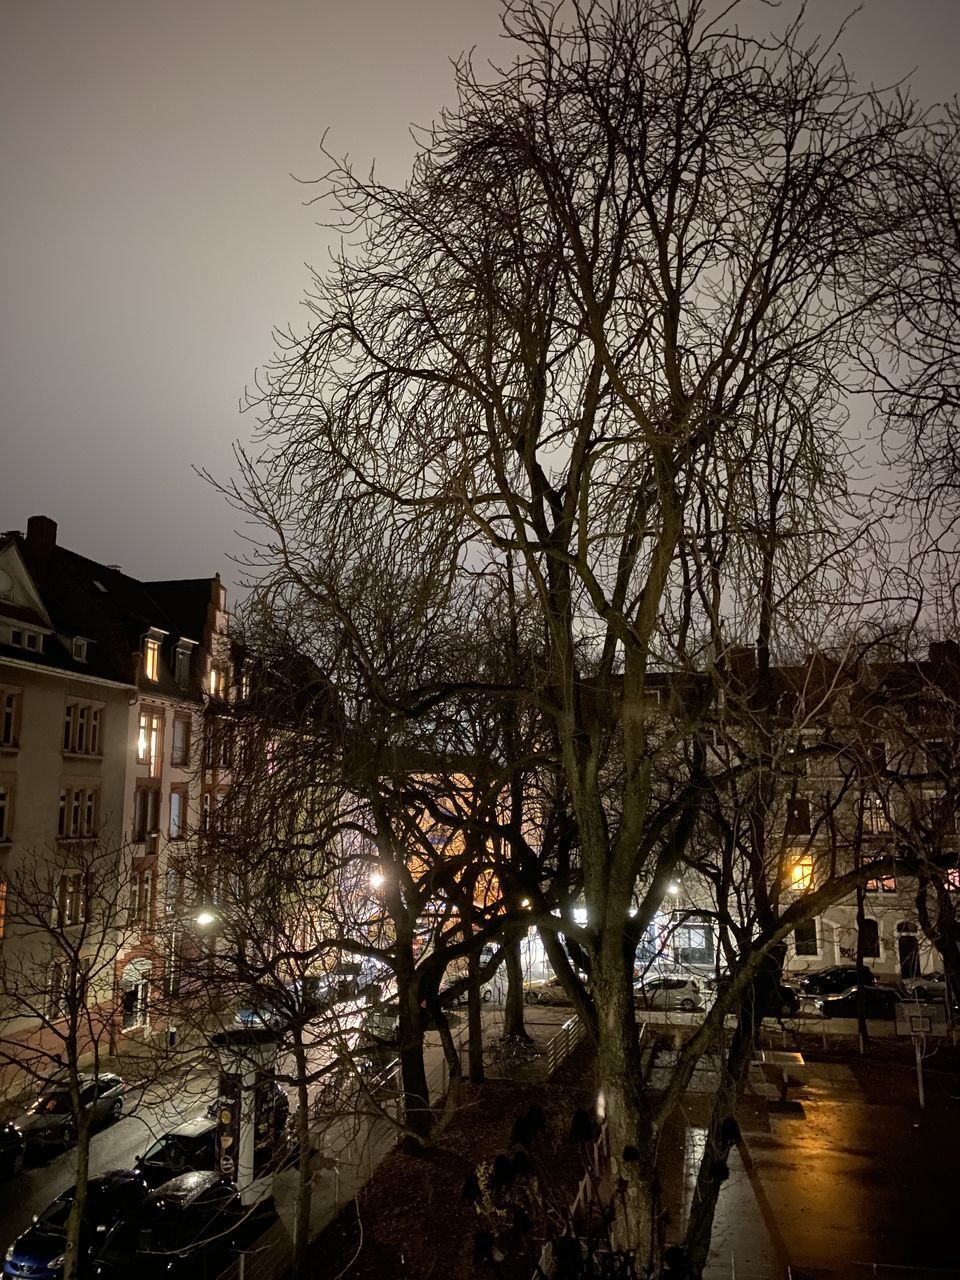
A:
[0,514,232,1067]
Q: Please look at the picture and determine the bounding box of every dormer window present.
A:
[72,637,88,663]
[143,637,160,682]
[10,628,42,653]
[174,642,194,690]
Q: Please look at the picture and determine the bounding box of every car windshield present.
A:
[34,1092,71,1115]
[142,1131,214,1170]
[35,1197,72,1232]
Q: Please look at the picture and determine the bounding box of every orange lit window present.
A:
[787,854,814,891]
[144,638,160,682]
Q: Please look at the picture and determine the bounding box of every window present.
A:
[143,637,160,682]
[794,919,818,956]
[120,961,151,1029]
[866,873,897,893]
[204,721,232,770]
[863,794,888,835]
[10,628,42,653]
[164,866,182,916]
[129,862,156,928]
[924,790,956,836]
[63,701,103,755]
[0,688,21,748]
[57,872,86,926]
[870,740,887,773]
[787,853,814,891]
[208,664,226,699]
[133,786,160,843]
[785,797,811,835]
[47,961,67,1020]
[174,644,192,688]
[57,787,98,839]
[0,783,12,841]
[923,739,948,775]
[169,787,187,840]
[171,714,191,767]
[137,709,163,775]
[71,637,88,662]
[860,918,881,959]
[674,922,714,966]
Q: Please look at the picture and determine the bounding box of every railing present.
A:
[545,1015,586,1074]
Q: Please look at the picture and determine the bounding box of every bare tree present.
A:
[0,839,147,1280]
[225,0,926,1262]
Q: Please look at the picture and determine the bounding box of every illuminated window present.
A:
[143,638,160,682]
[866,873,896,893]
[788,854,814,891]
[137,709,163,775]
[208,664,226,699]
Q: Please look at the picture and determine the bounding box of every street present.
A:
[0,1068,217,1259]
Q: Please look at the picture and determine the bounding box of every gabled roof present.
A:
[0,517,222,694]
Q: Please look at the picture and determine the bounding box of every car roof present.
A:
[158,1114,217,1138]
[150,1171,231,1205]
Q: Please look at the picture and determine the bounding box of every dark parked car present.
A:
[818,984,900,1020]
[3,1170,149,1279]
[16,1075,127,1152]
[797,965,875,997]
[0,1121,25,1179]
[133,1116,218,1189]
[91,1172,243,1280]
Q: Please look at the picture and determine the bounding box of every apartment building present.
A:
[0,514,232,1054]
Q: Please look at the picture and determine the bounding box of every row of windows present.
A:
[133,785,227,842]
[785,791,955,836]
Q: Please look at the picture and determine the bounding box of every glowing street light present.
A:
[369,870,385,890]
[195,909,218,928]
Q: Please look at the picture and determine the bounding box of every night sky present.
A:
[2,1,958,590]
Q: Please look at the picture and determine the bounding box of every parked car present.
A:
[523,975,573,1006]
[902,972,948,1001]
[0,1121,25,1179]
[818,984,900,1020]
[132,1116,218,1189]
[797,965,875,997]
[3,1170,149,1279]
[15,1074,127,1153]
[634,976,704,1012]
[91,1172,243,1280]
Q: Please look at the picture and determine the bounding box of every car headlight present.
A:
[49,1253,66,1269]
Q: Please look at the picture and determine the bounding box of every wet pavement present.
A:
[661,1052,960,1279]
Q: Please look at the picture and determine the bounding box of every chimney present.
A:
[26,515,57,558]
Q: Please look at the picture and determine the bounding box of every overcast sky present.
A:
[2,0,958,592]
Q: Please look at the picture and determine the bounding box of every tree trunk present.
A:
[63,1120,90,1280]
[592,956,657,1267]
[467,948,484,1082]
[502,927,528,1040]
[291,1037,312,1278]
[855,885,870,1049]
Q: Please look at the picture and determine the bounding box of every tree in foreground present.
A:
[228,0,934,1265]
